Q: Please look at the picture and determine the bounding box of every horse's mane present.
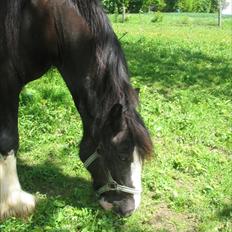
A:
[3,0,153,158]
[73,0,153,158]
[73,0,138,107]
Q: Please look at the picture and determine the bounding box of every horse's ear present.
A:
[107,104,123,136]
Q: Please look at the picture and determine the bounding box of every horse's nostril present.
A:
[113,200,135,217]
[99,196,136,217]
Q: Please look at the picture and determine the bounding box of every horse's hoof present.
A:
[0,190,36,220]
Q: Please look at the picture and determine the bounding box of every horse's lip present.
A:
[99,197,136,217]
[99,197,113,211]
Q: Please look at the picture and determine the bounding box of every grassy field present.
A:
[1,13,232,232]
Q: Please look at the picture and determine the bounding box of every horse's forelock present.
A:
[127,112,153,160]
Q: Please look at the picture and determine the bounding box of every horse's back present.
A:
[0,0,93,84]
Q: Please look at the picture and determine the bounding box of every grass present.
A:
[1,13,232,231]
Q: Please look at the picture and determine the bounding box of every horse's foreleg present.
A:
[0,67,36,220]
[0,150,36,220]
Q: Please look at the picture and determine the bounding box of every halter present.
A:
[83,150,142,196]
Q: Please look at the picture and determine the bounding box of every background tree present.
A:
[164,0,178,11]
[102,0,116,13]
[128,0,144,13]
[121,0,130,22]
[101,0,222,13]
[175,0,194,12]
[143,0,166,12]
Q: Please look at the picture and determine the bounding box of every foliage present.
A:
[210,0,219,12]
[102,0,221,13]
[164,0,179,11]
[174,0,226,12]
[102,0,116,13]
[128,0,144,13]
[1,13,232,232]
[176,0,214,12]
[142,0,166,11]
[176,0,194,12]
[194,0,212,13]
[102,0,130,13]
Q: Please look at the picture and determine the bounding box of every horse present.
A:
[0,0,153,219]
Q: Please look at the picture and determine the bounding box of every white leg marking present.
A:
[0,150,35,220]
[131,148,142,210]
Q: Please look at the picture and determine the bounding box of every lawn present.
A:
[1,13,232,232]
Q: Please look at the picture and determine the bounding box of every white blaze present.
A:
[131,148,142,210]
[0,150,35,219]
[99,148,142,213]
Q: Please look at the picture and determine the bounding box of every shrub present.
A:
[193,0,212,13]
[143,0,166,12]
[173,0,218,13]
[176,0,194,12]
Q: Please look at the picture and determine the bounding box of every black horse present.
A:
[0,0,153,219]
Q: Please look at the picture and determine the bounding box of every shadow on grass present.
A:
[18,160,94,208]
[123,39,232,98]
[16,160,149,231]
[217,204,232,221]
[17,159,125,229]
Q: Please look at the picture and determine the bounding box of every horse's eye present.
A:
[118,153,129,162]
[120,156,126,161]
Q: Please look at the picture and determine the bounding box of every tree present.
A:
[193,0,212,13]
[120,0,130,22]
[164,0,178,11]
[175,0,194,12]
[101,0,223,13]
[102,0,129,22]
[102,0,116,13]
[143,0,166,12]
[128,0,144,13]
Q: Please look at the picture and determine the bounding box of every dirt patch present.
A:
[149,203,198,232]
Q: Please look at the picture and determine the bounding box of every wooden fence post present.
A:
[122,4,126,23]
[218,0,222,27]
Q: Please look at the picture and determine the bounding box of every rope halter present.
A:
[83,150,142,197]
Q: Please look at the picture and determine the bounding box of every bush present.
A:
[142,0,166,12]
[165,0,178,11]
[172,0,220,13]
[193,0,212,13]
[102,0,116,13]
[128,0,143,13]
[102,0,220,13]
[176,0,194,12]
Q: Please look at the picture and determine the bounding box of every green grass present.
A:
[1,13,232,231]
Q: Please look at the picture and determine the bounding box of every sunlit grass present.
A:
[1,13,232,232]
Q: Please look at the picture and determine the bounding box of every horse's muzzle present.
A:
[99,197,136,217]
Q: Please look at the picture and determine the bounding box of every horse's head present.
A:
[83,103,153,217]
